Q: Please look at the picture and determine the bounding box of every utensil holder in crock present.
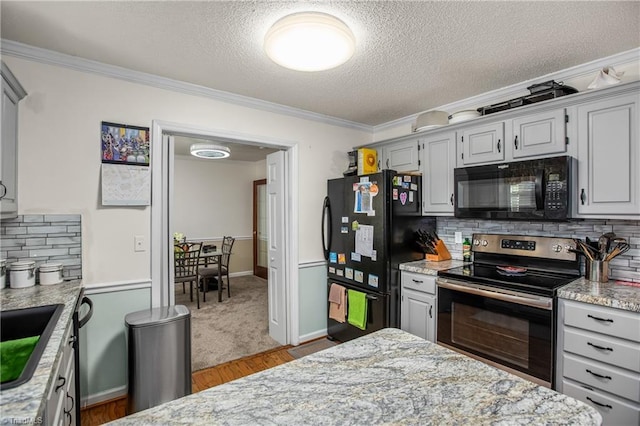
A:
[586,259,609,283]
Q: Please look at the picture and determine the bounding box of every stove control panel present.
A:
[472,233,577,261]
[501,239,536,251]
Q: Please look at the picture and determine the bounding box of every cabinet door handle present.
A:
[586,369,612,380]
[55,375,66,392]
[586,397,613,409]
[450,193,454,205]
[514,135,519,149]
[429,305,433,319]
[580,188,586,205]
[66,392,75,410]
[497,139,501,153]
[386,158,389,169]
[412,279,424,284]
[0,181,5,200]
[587,342,613,352]
[587,314,613,323]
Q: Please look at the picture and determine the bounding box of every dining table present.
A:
[199,249,224,302]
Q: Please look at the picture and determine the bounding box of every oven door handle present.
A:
[436,278,552,310]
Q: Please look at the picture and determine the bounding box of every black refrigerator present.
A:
[321,170,436,342]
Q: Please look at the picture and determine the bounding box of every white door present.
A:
[267,150,287,344]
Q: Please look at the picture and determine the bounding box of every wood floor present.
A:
[80,345,294,426]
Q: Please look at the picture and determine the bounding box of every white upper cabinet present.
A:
[420,131,456,215]
[1,62,27,220]
[380,138,420,172]
[511,109,567,159]
[459,121,505,166]
[574,91,639,218]
[458,109,567,166]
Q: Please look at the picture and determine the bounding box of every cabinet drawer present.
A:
[563,300,640,342]
[564,327,640,372]
[401,272,436,294]
[563,379,639,426]
[563,353,640,401]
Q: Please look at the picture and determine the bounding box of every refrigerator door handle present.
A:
[322,196,332,260]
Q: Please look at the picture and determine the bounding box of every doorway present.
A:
[253,179,268,280]
[150,120,300,347]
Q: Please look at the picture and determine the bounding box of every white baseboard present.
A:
[229,270,254,278]
[297,329,328,344]
[82,385,127,408]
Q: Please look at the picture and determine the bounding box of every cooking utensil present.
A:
[605,242,630,261]
[598,235,609,259]
[574,239,596,261]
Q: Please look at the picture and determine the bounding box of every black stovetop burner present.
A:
[438,263,580,297]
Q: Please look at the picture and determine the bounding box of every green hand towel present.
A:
[347,290,368,330]
[1,335,40,383]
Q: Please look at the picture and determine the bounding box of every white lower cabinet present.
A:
[400,271,436,342]
[557,299,640,425]
[45,322,76,426]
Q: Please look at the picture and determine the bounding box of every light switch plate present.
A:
[454,232,463,244]
[134,235,145,252]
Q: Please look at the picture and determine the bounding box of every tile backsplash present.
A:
[1,214,82,283]
[436,217,640,282]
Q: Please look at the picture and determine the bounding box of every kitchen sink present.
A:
[1,304,64,390]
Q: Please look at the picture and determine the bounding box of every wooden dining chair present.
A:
[198,236,235,301]
[174,242,203,308]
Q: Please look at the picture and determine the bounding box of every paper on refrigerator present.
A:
[355,224,375,258]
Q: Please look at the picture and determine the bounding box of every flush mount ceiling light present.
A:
[190,143,231,159]
[264,12,356,72]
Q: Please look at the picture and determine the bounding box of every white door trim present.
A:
[150,119,300,345]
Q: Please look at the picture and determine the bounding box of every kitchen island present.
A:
[109,328,601,425]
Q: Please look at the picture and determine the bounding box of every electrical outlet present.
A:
[454,232,463,244]
[134,235,145,252]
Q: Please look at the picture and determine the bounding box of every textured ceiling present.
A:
[1,1,639,128]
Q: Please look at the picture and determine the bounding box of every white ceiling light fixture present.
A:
[190,143,231,159]
[264,12,356,72]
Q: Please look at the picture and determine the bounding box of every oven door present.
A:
[436,278,554,387]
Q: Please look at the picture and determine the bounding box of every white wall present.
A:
[173,155,264,241]
[6,56,370,288]
[6,55,370,404]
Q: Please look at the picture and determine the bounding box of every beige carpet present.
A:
[175,275,281,372]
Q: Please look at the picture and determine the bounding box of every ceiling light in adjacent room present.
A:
[264,12,355,72]
[190,144,230,159]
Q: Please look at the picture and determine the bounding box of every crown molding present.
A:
[374,47,640,133]
[0,39,373,133]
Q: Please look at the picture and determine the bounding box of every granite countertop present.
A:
[399,259,466,275]
[0,281,83,425]
[109,328,601,426]
[558,277,640,313]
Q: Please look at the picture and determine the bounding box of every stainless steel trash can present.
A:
[125,305,191,414]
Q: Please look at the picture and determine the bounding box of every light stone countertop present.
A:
[399,259,466,275]
[109,328,601,426]
[0,281,83,425]
[558,277,640,313]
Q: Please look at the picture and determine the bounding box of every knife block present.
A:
[425,240,452,262]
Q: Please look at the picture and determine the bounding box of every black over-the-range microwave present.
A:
[454,155,575,220]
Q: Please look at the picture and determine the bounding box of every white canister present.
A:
[9,261,36,288]
[0,259,6,289]
[39,263,64,285]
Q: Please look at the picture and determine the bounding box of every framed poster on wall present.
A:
[101,121,150,166]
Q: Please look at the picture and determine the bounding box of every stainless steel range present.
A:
[436,233,580,388]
